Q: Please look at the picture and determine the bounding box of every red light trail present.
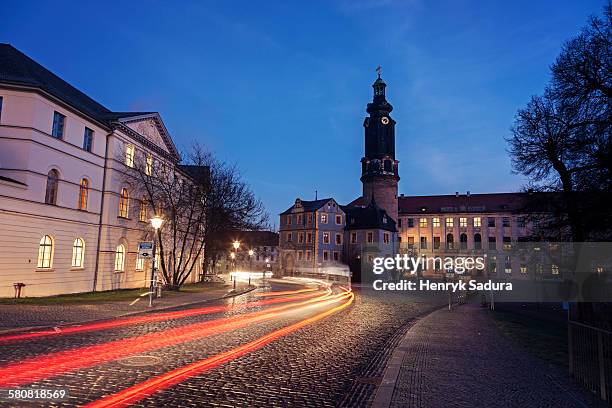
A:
[84,290,354,408]
[0,289,347,387]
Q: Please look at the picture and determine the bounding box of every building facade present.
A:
[0,44,200,297]
[218,231,279,273]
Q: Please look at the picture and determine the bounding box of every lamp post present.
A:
[149,215,164,307]
[248,249,254,285]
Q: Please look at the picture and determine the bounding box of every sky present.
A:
[1,0,605,225]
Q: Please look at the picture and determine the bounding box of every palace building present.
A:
[280,72,544,280]
[0,44,201,297]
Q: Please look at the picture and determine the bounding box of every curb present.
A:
[0,285,257,336]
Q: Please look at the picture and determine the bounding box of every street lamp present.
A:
[248,249,254,285]
[149,215,164,307]
[233,241,241,250]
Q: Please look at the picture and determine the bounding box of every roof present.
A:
[343,197,397,232]
[280,198,334,215]
[0,175,26,186]
[397,193,530,214]
[233,231,279,247]
[0,44,179,160]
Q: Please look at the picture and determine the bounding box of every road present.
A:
[0,279,444,407]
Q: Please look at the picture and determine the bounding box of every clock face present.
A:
[381,117,390,125]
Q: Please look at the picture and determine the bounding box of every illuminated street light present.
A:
[248,249,254,256]
[148,215,164,307]
[233,241,240,250]
[230,252,236,259]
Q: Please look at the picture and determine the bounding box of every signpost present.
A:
[139,241,156,307]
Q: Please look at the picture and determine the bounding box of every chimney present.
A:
[467,191,470,197]
[400,193,404,197]
[455,191,459,197]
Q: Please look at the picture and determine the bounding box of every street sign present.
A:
[138,241,154,258]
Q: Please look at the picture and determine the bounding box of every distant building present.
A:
[219,231,279,273]
[0,44,201,297]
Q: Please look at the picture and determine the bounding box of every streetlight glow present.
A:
[150,215,164,230]
[230,252,236,259]
[233,241,240,250]
[248,249,254,256]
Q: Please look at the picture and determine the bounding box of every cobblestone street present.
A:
[0,281,446,407]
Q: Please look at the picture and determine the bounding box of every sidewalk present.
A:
[0,282,254,333]
[373,301,595,408]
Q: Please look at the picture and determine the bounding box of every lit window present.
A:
[335,215,342,225]
[78,178,88,210]
[446,218,454,228]
[321,213,328,224]
[419,218,427,228]
[52,111,65,139]
[114,244,126,271]
[125,144,135,167]
[367,232,373,243]
[432,218,440,228]
[139,198,148,222]
[520,264,527,274]
[323,232,330,244]
[473,217,481,227]
[136,256,145,271]
[459,217,467,227]
[119,188,129,218]
[503,237,512,250]
[45,170,59,205]
[83,127,94,152]
[37,235,54,268]
[383,233,390,244]
[145,154,153,176]
[552,264,560,275]
[71,238,85,268]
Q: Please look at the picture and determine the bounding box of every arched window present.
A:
[45,170,59,205]
[118,188,129,218]
[114,244,126,271]
[460,233,468,250]
[446,233,454,250]
[78,178,89,210]
[72,238,85,268]
[474,233,482,250]
[139,198,148,222]
[37,235,54,268]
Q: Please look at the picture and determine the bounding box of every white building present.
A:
[0,43,199,297]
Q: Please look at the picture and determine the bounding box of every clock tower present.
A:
[360,69,399,222]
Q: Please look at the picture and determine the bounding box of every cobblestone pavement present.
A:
[0,282,252,332]
[0,282,446,407]
[386,300,599,408]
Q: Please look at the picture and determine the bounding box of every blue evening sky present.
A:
[1,1,604,226]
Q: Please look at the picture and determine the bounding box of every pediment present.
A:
[116,113,179,159]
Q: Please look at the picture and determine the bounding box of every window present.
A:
[335,233,342,245]
[488,236,496,250]
[136,256,145,271]
[367,232,373,243]
[307,213,313,224]
[489,256,497,274]
[118,188,129,218]
[114,244,126,271]
[323,232,330,244]
[446,218,454,228]
[520,264,527,274]
[297,214,303,225]
[459,217,467,227]
[297,251,303,261]
[502,217,510,227]
[287,215,292,225]
[45,170,59,205]
[398,218,402,228]
[503,236,512,250]
[321,213,328,224]
[37,235,54,268]
[82,127,94,152]
[286,232,292,242]
[0,96,3,122]
[146,154,153,176]
[474,233,482,250]
[420,236,427,249]
[71,238,85,268]
[335,214,342,225]
[473,217,481,227]
[505,261,512,274]
[323,251,329,261]
[350,233,357,244]
[383,233,390,244]
[306,233,312,243]
[432,217,440,228]
[433,236,441,249]
[139,198,148,222]
[52,111,65,139]
[306,250,311,261]
[78,178,88,210]
[460,233,467,249]
[517,217,526,228]
[446,233,454,249]
[552,264,560,275]
[407,236,415,248]
[407,218,414,228]
[488,217,496,227]
[125,144,135,167]
[419,218,428,228]
[298,232,304,244]
[333,251,340,261]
